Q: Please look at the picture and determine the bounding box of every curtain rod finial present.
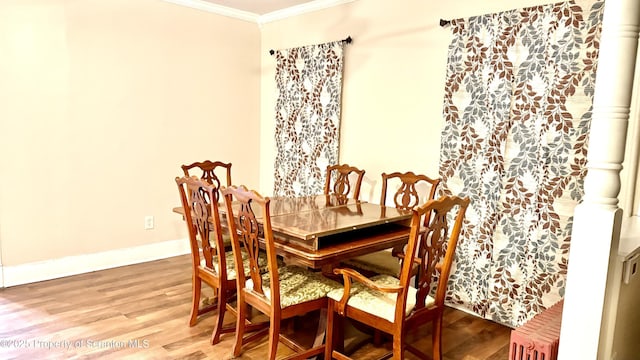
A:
[440,19,451,27]
[345,36,352,44]
[269,49,275,55]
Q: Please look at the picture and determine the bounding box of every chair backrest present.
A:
[399,195,470,316]
[380,171,441,211]
[175,176,228,279]
[222,185,282,308]
[182,160,232,189]
[324,164,365,202]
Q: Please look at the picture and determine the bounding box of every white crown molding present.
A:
[259,0,357,25]
[162,0,356,25]
[162,0,259,23]
[2,238,190,288]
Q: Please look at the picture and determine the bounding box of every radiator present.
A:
[509,300,564,360]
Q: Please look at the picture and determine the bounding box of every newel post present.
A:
[558,0,640,359]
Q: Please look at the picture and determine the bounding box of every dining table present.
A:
[173,194,412,272]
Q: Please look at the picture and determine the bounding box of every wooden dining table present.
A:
[173,194,412,271]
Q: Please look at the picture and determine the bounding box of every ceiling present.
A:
[165,0,353,23]
[200,0,317,15]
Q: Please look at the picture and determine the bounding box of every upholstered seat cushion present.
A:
[201,250,269,280]
[327,274,433,323]
[247,265,342,309]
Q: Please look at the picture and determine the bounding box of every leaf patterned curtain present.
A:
[438,0,604,327]
[273,41,345,197]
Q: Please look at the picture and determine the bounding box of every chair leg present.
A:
[189,276,202,326]
[325,301,344,360]
[233,295,247,357]
[325,305,335,360]
[432,316,443,360]
[267,314,280,360]
[373,329,384,346]
[392,334,404,360]
[210,288,227,345]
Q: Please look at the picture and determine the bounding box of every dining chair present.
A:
[342,172,441,277]
[325,195,470,360]
[324,164,365,203]
[175,176,267,345]
[182,160,233,249]
[221,185,342,360]
[181,160,232,188]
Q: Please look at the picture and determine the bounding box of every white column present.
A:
[558,0,640,359]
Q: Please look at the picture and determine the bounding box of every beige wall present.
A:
[258,0,555,203]
[0,0,261,266]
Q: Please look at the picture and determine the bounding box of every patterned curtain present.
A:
[439,0,603,327]
[273,41,345,197]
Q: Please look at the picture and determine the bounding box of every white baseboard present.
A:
[2,238,190,288]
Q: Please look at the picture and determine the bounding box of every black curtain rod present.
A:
[440,19,451,27]
[269,36,352,56]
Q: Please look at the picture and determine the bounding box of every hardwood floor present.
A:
[0,255,511,359]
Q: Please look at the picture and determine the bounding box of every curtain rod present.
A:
[269,36,352,56]
[440,19,451,27]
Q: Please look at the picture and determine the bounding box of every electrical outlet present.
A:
[144,216,154,230]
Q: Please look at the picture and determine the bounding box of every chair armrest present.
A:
[334,267,403,293]
[332,267,403,315]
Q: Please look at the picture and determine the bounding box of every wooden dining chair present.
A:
[342,172,441,277]
[182,160,233,249]
[182,160,232,188]
[175,176,267,345]
[324,164,365,203]
[325,195,470,360]
[221,185,342,360]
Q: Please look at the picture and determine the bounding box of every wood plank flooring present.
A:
[0,255,511,359]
